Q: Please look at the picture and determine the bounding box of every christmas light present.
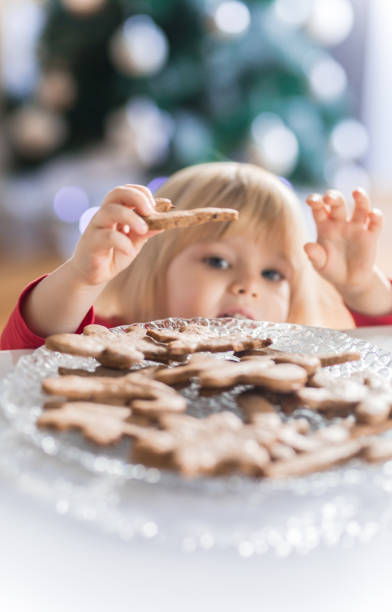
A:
[273,0,313,29]
[53,186,90,223]
[110,15,168,76]
[309,57,347,102]
[213,1,250,37]
[106,97,173,167]
[250,113,299,175]
[125,98,173,165]
[307,0,354,46]
[330,119,368,160]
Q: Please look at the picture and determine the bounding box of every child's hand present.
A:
[304,188,392,316]
[70,184,160,286]
[304,188,382,292]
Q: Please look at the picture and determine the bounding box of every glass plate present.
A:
[2,317,392,556]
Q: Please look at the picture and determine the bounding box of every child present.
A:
[2,161,392,351]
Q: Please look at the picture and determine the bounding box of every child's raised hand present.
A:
[303,188,392,316]
[304,188,382,293]
[70,184,160,286]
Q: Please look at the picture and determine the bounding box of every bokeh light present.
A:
[251,113,299,175]
[309,57,347,102]
[8,105,67,157]
[61,0,107,16]
[110,15,168,76]
[79,206,100,234]
[213,1,251,37]
[125,98,173,165]
[147,177,168,193]
[1,0,46,98]
[53,186,90,223]
[273,0,313,29]
[105,97,173,167]
[307,0,354,46]
[37,70,77,111]
[330,119,368,160]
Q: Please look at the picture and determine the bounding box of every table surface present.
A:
[2,327,392,612]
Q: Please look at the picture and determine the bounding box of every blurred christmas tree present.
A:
[3,0,366,186]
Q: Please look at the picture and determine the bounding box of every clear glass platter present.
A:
[1,317,392,557]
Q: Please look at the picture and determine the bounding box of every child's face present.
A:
[164,233,292,322]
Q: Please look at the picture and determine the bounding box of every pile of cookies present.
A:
[38,322,392,479]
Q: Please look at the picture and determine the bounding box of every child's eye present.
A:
[262,269,284,282]
[203,256,230,270]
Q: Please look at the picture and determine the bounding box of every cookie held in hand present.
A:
[143,205,239,230]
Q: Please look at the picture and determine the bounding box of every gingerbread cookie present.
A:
[198,359,308,392]
[263,438,363,479]
[355,393,392,426]
[361,436,392,463]
[154,353,222,386]
[143,207,239,230]
[237,348,360,373]
[42,371,187,415]
[238,349,321,375]
[296,377,368,412]
[37,401,151,445]
[153,197,175,213]
[146,324,272,357]
[318,351,361,367]
[237,391,276,422]
[131,411,271,477]
[46,325,170,368]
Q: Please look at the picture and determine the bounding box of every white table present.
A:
[1,328,392,612]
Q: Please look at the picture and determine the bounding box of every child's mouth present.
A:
[218,312,252,320]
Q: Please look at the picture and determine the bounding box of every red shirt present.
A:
[0,276,123,350]
[2,275,392,351]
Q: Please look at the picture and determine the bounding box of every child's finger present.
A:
[92,228,137,258]
[367,208,383,234]
[306,194,329,223]
[351,188,371,224]
[125,184,155,208]
[95,203,149,235]
[323,190,348,221]
[303,242,327,270]
[102,186,155,217]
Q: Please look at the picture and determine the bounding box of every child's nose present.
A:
[231,281,259,299]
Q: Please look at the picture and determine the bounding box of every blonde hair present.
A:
[97,162,354,328]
